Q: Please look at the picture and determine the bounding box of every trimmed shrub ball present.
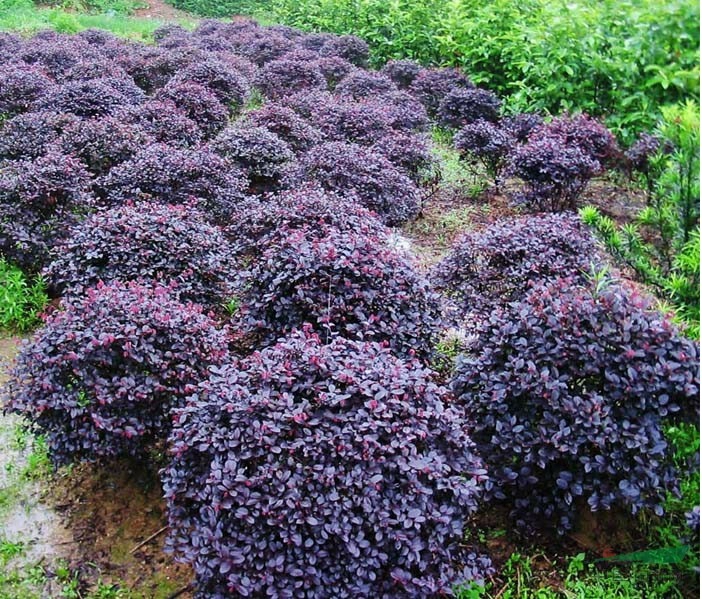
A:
[0,64,55,116]
[319,34,369,66]
[437,87,502,129]
[45,203,235,309]
[431,213,599,317]
[37,77,145,118]
[0,151,93,271]
[156,81,229,137]
[286,142,422,226]
[169,57,250,107]
[334,69,397,100]
[3,281,229,466]
[211,124,294,188]
[19,34,88,78]
[280,89,336,119]
[371,132,437,184]
[454,119,513,188]
[409,67,473,117]
[373,91,431,132]
[315,56,354,89]
[257,58,327,99]
[235,225,443,361]
[225,185,388,259]
[163,330,491,598]
[114,100,203,148]
[63,58,129,82]
[241,32,294,66]
[452,279,700,534]
[0,111,78,161]
[509,135,599,212]
[57,116,149,176]
[311,99,394,145]
[381,59,422,89]
[127,47,197,93]
[242,104,322,152]
[99,143,248,222]
[502,113,544,144]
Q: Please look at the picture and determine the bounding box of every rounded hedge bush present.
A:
[242,103,323,152]
[0,110,78,161]
[452,279,701,534]
[163,330,490,598]
[4,281,229,466]
[45,203,235,309]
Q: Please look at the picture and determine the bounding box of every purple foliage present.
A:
[19,35,87,78]
[502,113,544,144]
[257,58,327,99]
[314,55,354,89]
[163,331,490,597]
[45,203,234,308]
[371,132,437,183]
[211,124,294,186]
[334,69,397,99]
[280,89,336,119]
[156,81,229,137]
[437,87,502,129]
[4,281,229,466]
[452,279,701,533]
[63,58,128,82]
[235,226,443,360]
[431,214,599,317]
[625,132,665,175]
[0,64,54,116]
[126,47,199,93]
[509,136,600,211]
[99,143,247,221]
[114,100,203,148]
[242,104,322,152]
[57,116,149,175]
[311,98,393,145]
[409,67,473,117]
[37,77,145,118]
[0,151,93,271]
[0,111,78,160]
[241,32,294,66]
[454,119,513,187]
[381,59,423,89]
[169,57,250,107]
[286,141,422,225]
[373,91,430,132]
[319,34,369,66]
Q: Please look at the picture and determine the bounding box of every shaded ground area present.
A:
[133,0,189,21]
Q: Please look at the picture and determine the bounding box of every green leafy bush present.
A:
[0,259,47,332]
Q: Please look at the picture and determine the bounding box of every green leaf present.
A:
[597,545,690,564]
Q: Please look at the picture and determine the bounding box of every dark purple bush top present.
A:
[163,330,490,597]
[169,57,250,107]
[626,132,665,175]
[0,151,93,271]
[235,225,443,361]
[319,34,369,66]
[242,103,322,152]
[381,59,422,89]
[37,77,145,118]
[4,280,229,465]
[310,99,394,145]
[0,64,55,116]
[409,67,473,117]
[371,132,437,183]
[45,203,235,309]
[501,113,544,144]
[115,100,203,148]
[211,124,294,186]
[335,69,397,99]
[437,87,502,129]
[156,81,229,137]
[99,143,247,221]
[0,111,78,161]
[286,141,421,226]
[454,119,513,184]
[431,213,599,318]
[314,55,354,89]
[257,58,327,99]
[452,278,700,533]
[126,47,199,93]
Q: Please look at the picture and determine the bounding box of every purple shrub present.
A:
[63,58,128,82]
[45,203,234,308]
[371,132,437,183]
[452,279,701,534]
[311,99,393,145]
[0,151,93,271]
[241,32,294,65]
[502,113,544,144]
[99,143,247,221]
[454,119,513,188]
[235,226,443,360]
[319,34,369,66]
[115,100,203,148]
[409,67,473,117]
[286,141,422,225]
[373,91,430,132]
[126,47,198,93]
[57,116,149,175]
[211,125,294,187]
[4,281,229,466]
[509,136,600,211]
[37,77,145,118]
[242,104,322,152]
[625,132,665,175]
[314,55,354,89]
[299,32,335,52]
[0,64,55,116]
[334,69,397,99]
[381,59,423,89]
[257,58,327,99]
[431,214,599,317]
[163,330,490,597]
[0,32,22,63]
[437,87,502,129]
[169,57,250,107]
[19,35,87,78]
[153,23,190,43]
[156,81,229,137]
[0,111,78,160]
[280,89,336,119]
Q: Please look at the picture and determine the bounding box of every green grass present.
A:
[0,259,48,333]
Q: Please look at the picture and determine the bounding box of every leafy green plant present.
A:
[0,259,48,332]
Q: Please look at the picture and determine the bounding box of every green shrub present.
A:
[0,259,47,332]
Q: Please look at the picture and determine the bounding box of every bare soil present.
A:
[133,0,190,20]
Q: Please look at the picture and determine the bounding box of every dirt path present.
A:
[133,0,192,21]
